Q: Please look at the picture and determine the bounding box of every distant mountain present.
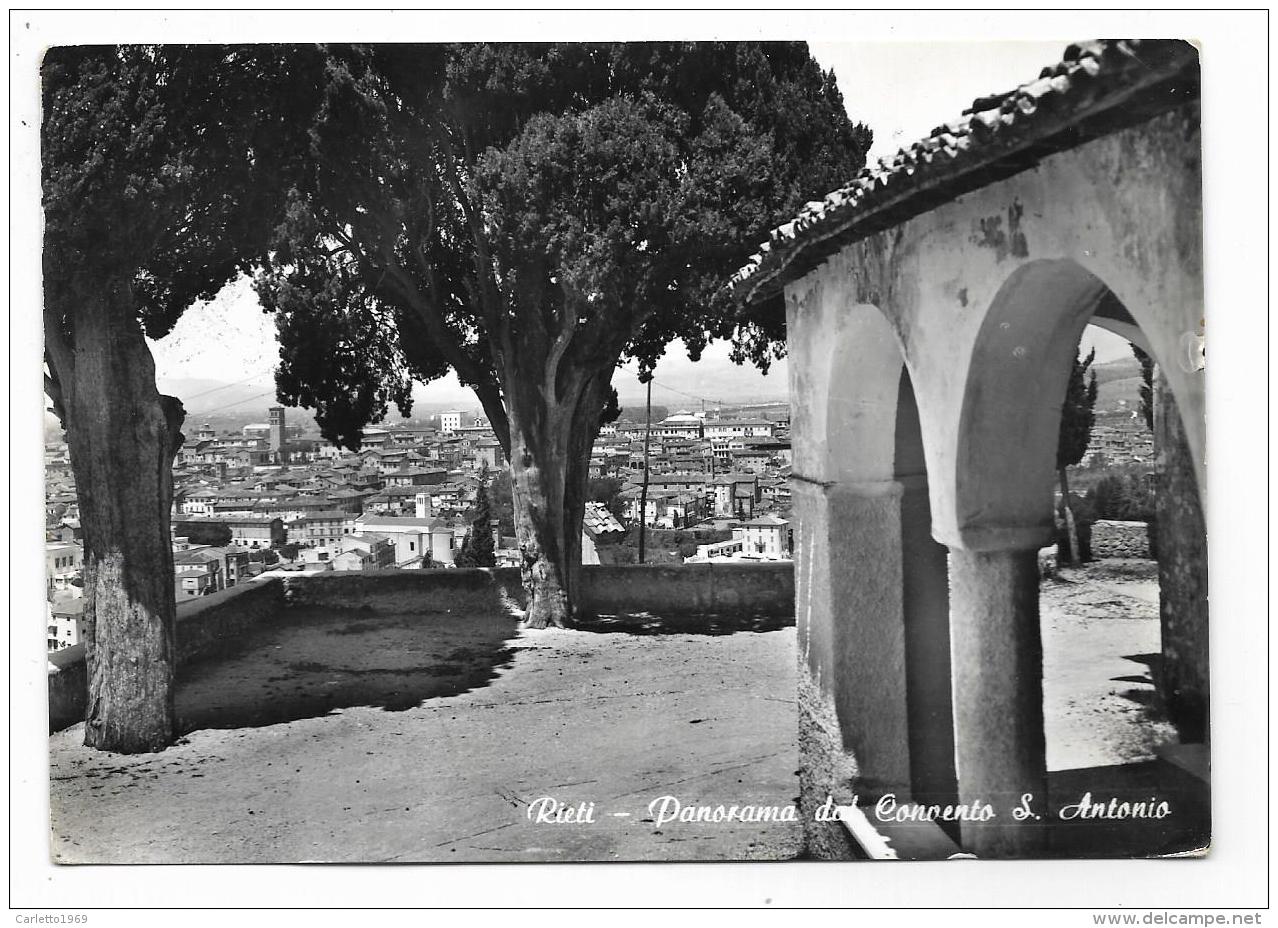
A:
[615,363,789,411]
[154,376,493,434]
[1090,355,1143,415]
[157,377,278,418]
[1091,354,1140,385]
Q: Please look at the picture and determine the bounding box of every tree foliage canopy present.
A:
[1131,343,1156,432]
[249,41,871,627]
[255,42,871,452]
[177,521,233,548]
[1057,347,1099,470]
[455,479,497,569]
[43,45,325,349]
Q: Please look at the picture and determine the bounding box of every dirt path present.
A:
[51,619,801,864]
[1040,559,1178,772]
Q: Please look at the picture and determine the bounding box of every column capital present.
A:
[790,474,904,500]
[937,521,1055,553]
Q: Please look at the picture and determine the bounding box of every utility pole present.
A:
[638,377,652,564]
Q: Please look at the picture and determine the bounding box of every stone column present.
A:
[793,477,912,856]
[948,545,1048,858]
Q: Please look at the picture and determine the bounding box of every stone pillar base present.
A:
[949,546,1049,858]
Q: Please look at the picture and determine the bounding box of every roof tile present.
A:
[731,39,1198,307]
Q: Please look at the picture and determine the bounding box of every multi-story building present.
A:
[181,488,220,516]
[684,514,791,563]
[172,547,225,592]
[703,419,776,441]
[1083,421,1155,467]
[332,532,396,571]
[384,466,449,488]
[439,411,462,434]
[474,438,503,470]
[729,446,773,474]
[45,541,83,592]
[175,565,217,599]
[175,515,285,549]
[620,491,663,527]
[348,513,454,567]
[618,418,704,441]
[286,510,348,548]
[642,474,711,497]
[47,599,84,652]
[268,406,286,459]
[737,514,791,558]
[711,475,759,519]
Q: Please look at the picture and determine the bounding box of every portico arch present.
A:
[955,260,1203,549]
[793,298,954,839]
[954,259,1109,550]
[745,40,1206,859]
[946,258,1207,856]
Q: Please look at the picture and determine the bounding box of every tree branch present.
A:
[44,368,67,425]
[372,248,492,392]
[473,380,511,458]
[328,220,493,402]
[543,295,579,406]
[437,128,504,336]
[43,304,75,379]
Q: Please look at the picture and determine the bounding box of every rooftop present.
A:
[731,39,1200,309]
[50,599,84,617]
[740,514,789,527]
[582,502,625,536]
[355,514,449,529]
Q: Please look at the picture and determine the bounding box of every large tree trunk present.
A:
[48,281,186,753]
[505,370,609,629]
[1058,466,1081,564]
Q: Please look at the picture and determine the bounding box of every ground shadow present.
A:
[1123,652,1163,676]
[573,611,795,636]
[176,607,520,733]
[1115,652,1168,714]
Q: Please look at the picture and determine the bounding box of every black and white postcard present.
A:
[11,8,1269,918]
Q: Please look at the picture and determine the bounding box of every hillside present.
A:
[1090,355,1143,415]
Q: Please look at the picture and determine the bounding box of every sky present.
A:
[149,39,1129,414]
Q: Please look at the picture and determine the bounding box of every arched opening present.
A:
[804,304,954,810]
[895,368,957,818]
[954,260,1110,550]
[951,260,1208,856]
[1038,319,1209,857]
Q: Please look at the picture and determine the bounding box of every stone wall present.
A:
[48,580,286,733]
[1089,520,1153,559]
[174,580,287,662]
[581,563,793,615]
[1155,375,1209,743]
[287,568,525,615]
[286,564,794,617]
[47,644,88,733]
[49,564,794,732]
